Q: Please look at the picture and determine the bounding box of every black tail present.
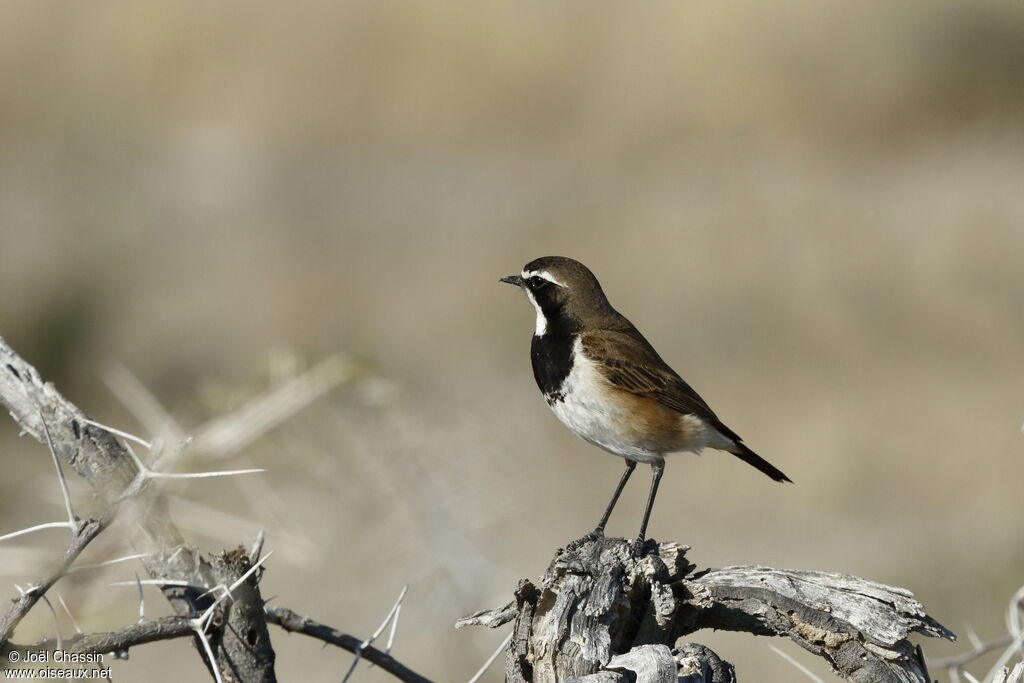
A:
[730,442,792,483]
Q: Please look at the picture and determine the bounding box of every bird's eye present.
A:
[529,276,546,288]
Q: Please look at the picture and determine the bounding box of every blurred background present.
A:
[2,1,1023,680]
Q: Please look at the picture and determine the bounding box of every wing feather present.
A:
[579,329,742,442]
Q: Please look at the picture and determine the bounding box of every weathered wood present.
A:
[674,643,736,683]
[683,564,952,683]
[605,644,677,681]
[460,535,953,682]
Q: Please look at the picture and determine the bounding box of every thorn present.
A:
[135,573,145,622]
[40,409,79,531]
[57,593,83,635]
[768,644,826,683]
[39,594,62,650]
[190,621,225,683]
[0,521,76,543]
[81,418,152,449]
[467,632,512,683]
[68,553,149,575]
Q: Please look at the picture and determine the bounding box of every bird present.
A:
[500,256,791,546]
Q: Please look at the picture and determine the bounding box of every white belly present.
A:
[547,340,731,464]
[548,346,664,464]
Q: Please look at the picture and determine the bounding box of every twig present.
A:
[3,615,198,658]
[265,606,432,683]
[931,634,1014,670]
[0,515,109,644]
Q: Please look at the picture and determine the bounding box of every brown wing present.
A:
[579,328,742,442]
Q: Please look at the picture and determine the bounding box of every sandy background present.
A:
[2,2,1023,681]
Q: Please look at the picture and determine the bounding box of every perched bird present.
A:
[501,256,790,545]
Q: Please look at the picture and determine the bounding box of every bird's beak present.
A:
[500,275,524,287]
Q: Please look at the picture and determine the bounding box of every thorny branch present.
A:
[2,615,197,659]
[0,515,110,644]
[266,606,432,683]
[0,336,431,683]
[0,335,277,681]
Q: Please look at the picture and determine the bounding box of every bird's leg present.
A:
[591,460,637,537]
[634,463,664,550]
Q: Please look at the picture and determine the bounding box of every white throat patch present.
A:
[524,287,547,336]
[521,270,563,337]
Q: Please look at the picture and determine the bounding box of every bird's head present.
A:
[501,256,611,336]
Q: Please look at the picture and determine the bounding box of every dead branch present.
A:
[459,535,954,683]
[265,606,432,683]
[2,615,196,659]
[0,515,109,644]
[1,335,430,683]
[0,336,275,681]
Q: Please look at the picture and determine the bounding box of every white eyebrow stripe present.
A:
[522,270,564,287]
